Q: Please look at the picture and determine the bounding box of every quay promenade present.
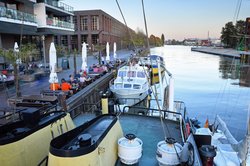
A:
[0,49,133,108]
[191,46,241,58]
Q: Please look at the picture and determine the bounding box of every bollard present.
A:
[101,91,108,114]
[58,92,67,111]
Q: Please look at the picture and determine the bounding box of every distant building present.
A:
[198,39,211,46]
[0,0,74,62]
[183,39,198,46]
[56,10,133,52]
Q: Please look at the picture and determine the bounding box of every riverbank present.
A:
[191,47,241,58]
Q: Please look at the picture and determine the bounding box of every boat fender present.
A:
[186,122,191,137]
[180,142,194,166]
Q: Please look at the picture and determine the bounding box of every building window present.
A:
[92,34,98,45]
[61,35,68,47]
[54,36,58,45]
[73,16,78,31]
[80,16,88,31]
[91,16,99,30]
[71,35,78,50]
[81,35,88,44]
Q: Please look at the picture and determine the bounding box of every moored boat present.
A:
[139,55,165,85]
[109,64,150,106]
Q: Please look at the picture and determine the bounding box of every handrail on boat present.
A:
[0,104,58,123]
[67,101,101,118]
[121,105,182,116]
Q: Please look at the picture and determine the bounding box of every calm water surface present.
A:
[151,45,250,141]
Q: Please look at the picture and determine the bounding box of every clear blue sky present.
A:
[64,0,250,40]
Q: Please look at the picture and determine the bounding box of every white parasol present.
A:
[106,42,110,62]
[49,42,58,83]
[113,42,117,60]
[81,42,87,71]
[14,42,21,64]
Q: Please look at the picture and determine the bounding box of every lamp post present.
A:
[42,35,46,70]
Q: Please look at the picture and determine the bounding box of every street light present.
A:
[42,35,46,70]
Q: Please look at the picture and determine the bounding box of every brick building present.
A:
[55,10,133,52]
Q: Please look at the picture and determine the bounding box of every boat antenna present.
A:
[141,0,150,53]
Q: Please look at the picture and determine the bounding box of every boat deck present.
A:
[73,113,183,166]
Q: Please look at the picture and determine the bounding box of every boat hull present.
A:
[0,113,74,166]
[111,88,148,106]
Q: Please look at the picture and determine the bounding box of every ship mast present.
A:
[141,0,150,54]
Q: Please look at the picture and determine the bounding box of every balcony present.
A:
[44,0,73,13]
[0,6,36,23]
[46,18,74,30]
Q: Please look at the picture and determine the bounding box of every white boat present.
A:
[194,112,250,166]
[110,64,150,106]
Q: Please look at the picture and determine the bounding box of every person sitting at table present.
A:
[61,78,72,92]
[75,71,81,79]
[69,74,75,83]
[50,80,60,91]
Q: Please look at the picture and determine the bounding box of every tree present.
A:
[149,35,156,46]
[0,43,38,97]
[221,20,245,48]
[133,28,146,47]
[161,34,165,46]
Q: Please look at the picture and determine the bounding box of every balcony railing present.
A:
[44,0,73,13]
[46,18,74,29]
[0,6,36,23]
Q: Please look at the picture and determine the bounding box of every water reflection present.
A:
[218,57,250,87]
[218,58,240,80]
[151,45,250,141]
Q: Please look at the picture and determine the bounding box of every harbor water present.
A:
[151,45,250,141]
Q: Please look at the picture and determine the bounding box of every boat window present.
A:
[137,72,145,78]
[133,84,141,89]
[127,71,136,77]
[118,71,126,77]
[124,84,132,88]
[115,83,123,88]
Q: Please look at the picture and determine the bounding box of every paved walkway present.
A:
[0,49,133,107]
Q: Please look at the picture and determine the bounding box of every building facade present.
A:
[0,0,74,63]
[56,10,131,53]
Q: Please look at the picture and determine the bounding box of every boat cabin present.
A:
[113,66,148,90]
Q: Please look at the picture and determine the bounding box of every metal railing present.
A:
[0,6,36,23]
[46,18,74,29]
[44,0,73,13]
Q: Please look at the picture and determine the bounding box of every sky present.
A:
[64,0,250,40]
